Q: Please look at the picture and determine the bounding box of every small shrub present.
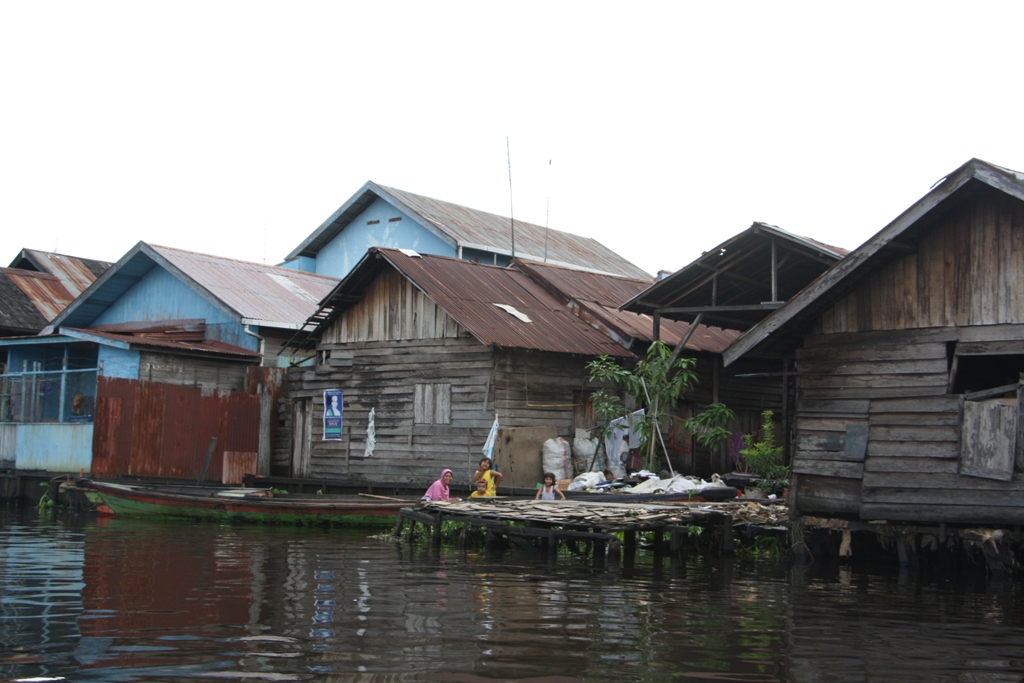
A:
[741,410,789,494]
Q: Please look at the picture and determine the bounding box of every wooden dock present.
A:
[395,498,789,565]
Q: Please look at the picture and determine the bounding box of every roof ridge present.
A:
[147,243,340,280]
[378,184,603,242]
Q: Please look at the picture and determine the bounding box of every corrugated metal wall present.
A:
[92,376,260,480]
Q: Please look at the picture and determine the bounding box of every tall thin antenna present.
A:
[543,158,551,263]
[506,136,515,261]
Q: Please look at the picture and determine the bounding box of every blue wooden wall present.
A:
[308,198,455,278]
[91,267,256,351]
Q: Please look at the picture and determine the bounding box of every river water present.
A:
[2,508,1023,683]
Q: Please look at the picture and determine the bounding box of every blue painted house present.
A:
[0,242,337,479]
[282,181,651,280]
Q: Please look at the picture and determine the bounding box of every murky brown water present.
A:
[2,508,1023,683]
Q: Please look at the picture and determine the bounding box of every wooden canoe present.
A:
[76,479,412,526]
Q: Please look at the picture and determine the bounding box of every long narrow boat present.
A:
[76,479,412,526]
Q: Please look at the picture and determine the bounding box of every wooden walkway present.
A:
[395,498,788,564]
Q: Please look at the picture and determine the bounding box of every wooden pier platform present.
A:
[395,498,788,565]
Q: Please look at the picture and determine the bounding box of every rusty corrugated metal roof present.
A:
[327,249,633,357]
[10,249,112,298]
[5,269,75,321]
[63,327,260,358]
[287,181,650,279]
[513,259,741,354]
[0,269,50,334]
[150,245,340,328]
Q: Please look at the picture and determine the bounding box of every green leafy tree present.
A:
[683,402,737,469]
[587,341,698,471]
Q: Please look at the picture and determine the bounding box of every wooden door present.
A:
[291,399,311,478]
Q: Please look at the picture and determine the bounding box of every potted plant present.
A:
[740,410,789,498]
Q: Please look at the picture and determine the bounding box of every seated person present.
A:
[535,472,566,500]
[472,457,503,495]
[469,479,492,498]
[422,469,460,501]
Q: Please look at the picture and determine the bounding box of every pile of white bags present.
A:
[567,471,605,491]
[542,437,573,481]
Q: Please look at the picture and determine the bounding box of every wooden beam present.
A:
[656,303,784,314]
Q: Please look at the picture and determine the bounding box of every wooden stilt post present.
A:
[718,513,734,554]
[431,515,443,547]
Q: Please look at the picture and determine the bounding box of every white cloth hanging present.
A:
[363,407,376,457]
[482,415,499,459]
[604,409,645,466]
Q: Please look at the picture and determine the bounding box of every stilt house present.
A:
[725,159,1024,525]
[0,243,337,479]
[276,248,740,488]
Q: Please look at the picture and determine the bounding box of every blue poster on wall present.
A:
[324,389,343,440]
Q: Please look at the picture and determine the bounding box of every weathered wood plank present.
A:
[863,471,1024,490]
[869,425,958,442]
[959,400,1016,481]
[797,417,870,431]
[861,487,1024,506]
[860,503,1024,525]
[795,433,845,451]
[796,399,870,416]
[792,460,864,479]
[863,456,960,474]
[867,441,959,458]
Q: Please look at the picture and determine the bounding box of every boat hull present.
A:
[78,480,409,527]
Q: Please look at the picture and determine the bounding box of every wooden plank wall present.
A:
[818,190,1024,335]
[279,336,495,489]
[795,328,1024,524]
[137,352,249,391]
[322,268,462,344]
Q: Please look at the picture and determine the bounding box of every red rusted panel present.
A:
[94,377,260,481]
[222,451,258,484]
[91,396,121,475]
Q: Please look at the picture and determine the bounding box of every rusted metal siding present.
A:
[222,451,258,484]
[92,376,260,480]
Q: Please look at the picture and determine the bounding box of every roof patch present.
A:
[493,303,531,323]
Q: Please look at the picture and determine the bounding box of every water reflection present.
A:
[1,508,1023,682]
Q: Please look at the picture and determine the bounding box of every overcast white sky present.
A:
[2,2,1023,277]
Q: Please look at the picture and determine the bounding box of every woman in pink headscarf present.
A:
[422,469,460,501]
